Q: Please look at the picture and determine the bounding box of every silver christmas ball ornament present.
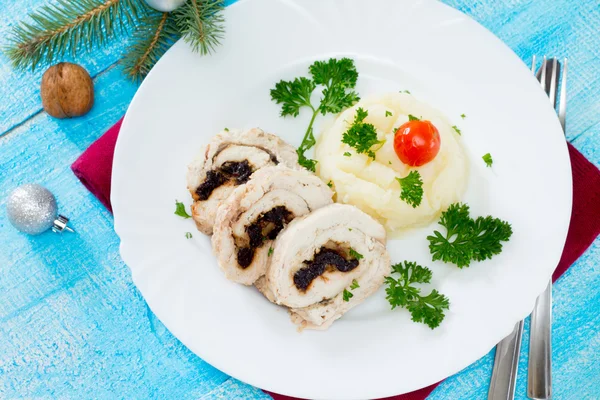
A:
[6,184,74,235]
[143,0,187,12]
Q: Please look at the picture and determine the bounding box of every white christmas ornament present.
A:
[6,184,73,235]
[144,0,187,12]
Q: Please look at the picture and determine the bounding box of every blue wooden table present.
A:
[1,1,599,398]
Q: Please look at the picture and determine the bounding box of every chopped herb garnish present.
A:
[396,170,424,208]
[270,58,360,172]
[341,107,385,160]
[348,228,352,231]
[427,203,513,268]
[174,201,191,219]
[224,127,229,131]
[385,261,449,329]
[185,232,192,239]
[343,151,352,157]
[268,247,274,256]
[460,114,466,119]
[343,288,354,302]
[350,279,360,290]
[327,180,333,188]
[349,248,364,260]
[385,110,393,117]
[408,114,420,121]
[401,90,411,94]
[482,153,493,167]
[452,125,462,135]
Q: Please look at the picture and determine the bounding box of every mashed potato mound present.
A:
[315,92,469,234]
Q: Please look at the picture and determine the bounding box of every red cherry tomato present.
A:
[393,120,441,166]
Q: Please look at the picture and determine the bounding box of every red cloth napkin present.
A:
[72,120,600,400]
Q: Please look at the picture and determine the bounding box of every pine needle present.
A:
[172,0,225,55]
[4,0,148,71]
[122,12,179,81]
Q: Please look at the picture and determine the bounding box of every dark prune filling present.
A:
[195,160,252,200]
[236,206,292,268]
[293,248,360,291]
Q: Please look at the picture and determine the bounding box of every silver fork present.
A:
[488,56,567,400]
[528,56,567,400]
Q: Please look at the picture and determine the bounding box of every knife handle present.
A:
[527,280,552,399]
[488,320,524,400]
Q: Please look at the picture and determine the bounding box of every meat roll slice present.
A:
[212,166,334,285]
[265,204,390,329]
[186,128,299,235]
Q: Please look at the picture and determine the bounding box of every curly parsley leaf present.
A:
[270,58,360,171]
[427,203,512,268]
[350,279,360,290]
[385,261,449,329]
[482,153,493,167]
[270,77,316,117]
[349,247,364,260]
[175,201,191,219]
[396,170,423,208]
[343,288,354,302]
[341,108,385,160]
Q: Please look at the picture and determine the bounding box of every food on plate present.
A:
[427,203,512,268]
[178,58,509,331]
[212,166,333,285]
[315,92,469,234]
[261,204,391,330]
[270,57,360,171]
[385,261,449,329]
[186,128,300,234]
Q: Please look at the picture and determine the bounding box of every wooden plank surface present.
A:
[0,0,598,399]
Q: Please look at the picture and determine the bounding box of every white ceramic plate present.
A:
[112,0,571,398]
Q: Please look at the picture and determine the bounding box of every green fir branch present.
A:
[122,12,179,81]
[172,0,225,55]
[4,0,149,71]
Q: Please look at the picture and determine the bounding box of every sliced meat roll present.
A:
[187,128,299,235]
[212,166,334,285]
[264,204,390,330]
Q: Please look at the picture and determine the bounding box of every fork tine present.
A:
[531,55,537,73]
[540,56,547,92]
[548,58,559,108]
[558,58,568,133]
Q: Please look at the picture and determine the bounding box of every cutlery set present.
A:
[489,56,568,400]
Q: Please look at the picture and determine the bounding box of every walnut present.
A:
[40,62,94,119]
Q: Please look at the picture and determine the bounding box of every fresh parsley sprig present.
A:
[270,58,360,171]
[427,203,512,268]
[385,261,449,329]
[341,108,385,160]
[175,200,191,219]
[396,170,423,208]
